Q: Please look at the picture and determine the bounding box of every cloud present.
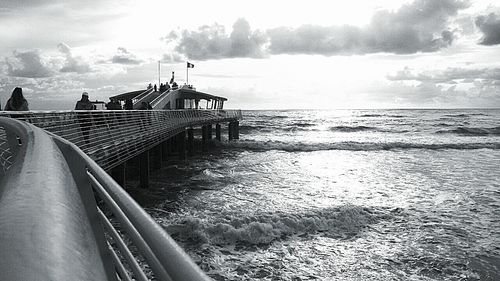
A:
[167,0,468,60]
[5,50,53,78]
[388,66,500,83]
[385,66,500,107]
[475,13,500,45]
[161,53,183,63]
[170,18,267,60]
[269,0,468,55]
[111,47,143,65]
[57,43,92,73]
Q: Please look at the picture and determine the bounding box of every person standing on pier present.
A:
[124,99,133,110]
[75,92,94,144]
[75,92,93,110]
[4,87,29,111]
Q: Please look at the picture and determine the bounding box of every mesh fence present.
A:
[0,110,241,171]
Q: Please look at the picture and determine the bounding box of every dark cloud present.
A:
[269,0,468,55]
[57,43,92,73]
[5,50,53,78]
[167,0,468,60]
[111,47,143,65]
[475,13,500,45]
[171,18,267,60]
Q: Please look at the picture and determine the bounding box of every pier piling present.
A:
[187,128,194,156]
[177,131,186,160]
[139,151,150,189]
[228,121,239,140]
[110,163,126,187]
[202,125,208,152]
[216,123,221,141]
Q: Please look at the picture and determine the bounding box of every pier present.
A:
[0,91,241,280]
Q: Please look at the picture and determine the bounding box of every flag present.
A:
[169,71,175,84]
[187,62,195,68]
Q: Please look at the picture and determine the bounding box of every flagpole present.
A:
[186,62,189,85]
[158,61,161,89]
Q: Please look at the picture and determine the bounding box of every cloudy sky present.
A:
[1,0,499,109]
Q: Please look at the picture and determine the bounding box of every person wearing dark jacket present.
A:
[124,99,133,110]
[5,87,29,111]
[74,92,94,143]
[75,92,94,110]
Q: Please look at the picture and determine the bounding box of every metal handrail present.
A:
[0,117,211,280]
[1,109,242,171]
[0,117,116,281]
[132,88,155,106]
[53,127,211,281]
[150,89,171,109]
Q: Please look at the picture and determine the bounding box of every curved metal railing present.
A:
[0,117,211,280]
[0,109,242,171]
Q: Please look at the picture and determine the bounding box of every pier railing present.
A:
[0,117,211,280]
[0,109,242,171]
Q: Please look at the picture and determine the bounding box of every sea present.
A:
[133,109,500,280]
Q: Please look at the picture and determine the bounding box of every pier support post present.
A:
[228,121,239,140]
[139,151,149,189]
[234,121,239,139]
[228,122,234,140]
[151,144,162,170]
[177,131,186,160]
[110,163,126,187]
[207,124,212,140]
[162,139,169,161]
[215,123,221,141]
[202,125,208,152]
[187,128,194,156]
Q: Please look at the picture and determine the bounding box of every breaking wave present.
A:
[436,126,500,136]
[239,123,318,133]
[219,140,500,152]
[164,205,383,245]
[330,125,378,132]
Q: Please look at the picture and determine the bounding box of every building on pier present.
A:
[110,84,226,110]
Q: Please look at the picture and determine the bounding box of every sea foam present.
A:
[164,205,384,246]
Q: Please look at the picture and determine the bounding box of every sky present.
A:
[0,0,499,110]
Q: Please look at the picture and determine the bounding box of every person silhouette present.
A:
[4,87,29,111]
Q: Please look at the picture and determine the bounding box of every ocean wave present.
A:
[164,205,382,245]
[436,126,500,136]
[443,113,487,118]
[240,123,318,133]
[218,140,500,152]
[330,125,378,132]
[360,114,405,118]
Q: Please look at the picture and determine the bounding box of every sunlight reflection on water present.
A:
[141,109,500,280]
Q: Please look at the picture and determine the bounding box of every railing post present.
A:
[139,150,149,189]
[215,123,221,141]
